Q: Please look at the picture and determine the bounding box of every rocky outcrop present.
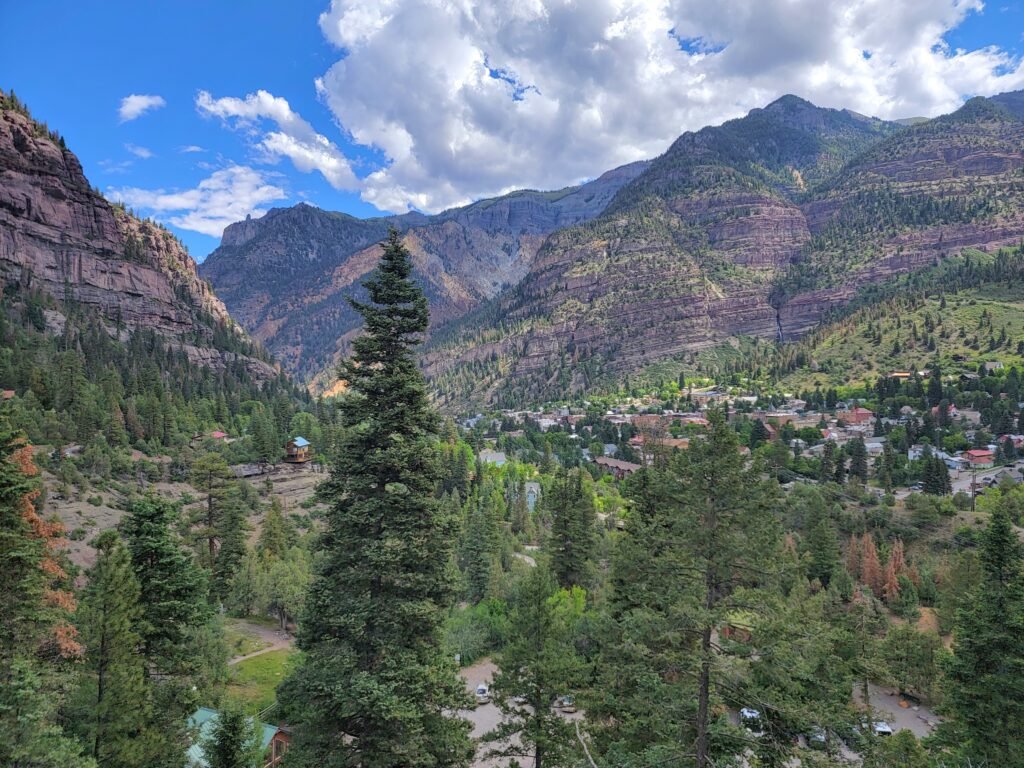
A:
[200,161,650,382]
[0,105,275,381]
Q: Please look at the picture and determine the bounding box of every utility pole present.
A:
[972,464,978,513]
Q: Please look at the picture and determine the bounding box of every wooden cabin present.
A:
[285,436,312,464]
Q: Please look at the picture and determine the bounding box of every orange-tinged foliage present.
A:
[6,434,80,658]
[50,621,83,660]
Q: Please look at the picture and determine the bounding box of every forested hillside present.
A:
[422,91,1024,410]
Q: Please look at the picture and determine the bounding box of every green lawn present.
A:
[223,618,273,658]
[225,649,297,712]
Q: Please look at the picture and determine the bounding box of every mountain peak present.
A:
[763,94,817,112]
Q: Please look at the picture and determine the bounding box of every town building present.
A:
[284,436,313,463]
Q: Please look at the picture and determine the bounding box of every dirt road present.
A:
[227,620,294,666]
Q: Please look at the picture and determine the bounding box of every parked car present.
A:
[554,695,576,713]
[739,707,764,737]
[475,684,490,705]
[872,720,894,737]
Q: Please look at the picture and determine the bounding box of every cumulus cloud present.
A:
[118,94,166,122]
[180,145,206,153]
[124,143,154,159]
[196,89,358,190]
[109,165,287,237]
[310,0,1024,213]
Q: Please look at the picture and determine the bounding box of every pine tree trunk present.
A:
[695,626,712,768]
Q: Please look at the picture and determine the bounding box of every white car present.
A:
[872,720,894,737]
[740,707,764,737]
[475,684,490,705]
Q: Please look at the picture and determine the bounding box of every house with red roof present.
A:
[965,449,996,468]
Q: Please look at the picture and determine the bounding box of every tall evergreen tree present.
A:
[937,507,1024,764]
[818,441,836,483]
[0,422,92,767]
[122,496,211,671]
[804,493,840,588]
[749,419,770,450]
[189,452,233,566]
[278,230,472,767]
[592,414,784,768]
[485,567,581,768]
[70,531,154,768]
[848,437,868,483]
[548,469,596,590]
[257,497,291,560]
[459,486,502,603]
[212,496,248,602]
[202,705,262,768]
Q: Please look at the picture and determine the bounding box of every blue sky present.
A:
[2,0,1022,261]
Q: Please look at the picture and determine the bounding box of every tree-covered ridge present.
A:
[0,287,300,452]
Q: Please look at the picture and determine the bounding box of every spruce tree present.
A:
[485,567,580,768]
[212,496,248,602]
[459,486,502,603]
[278,230,472,767]
[257,497,291,560]
[938,507,1024,763]
[189,452,233,567]
[122,496,211,671]
[818,441,836,482]
[203,705,262,768]
[804,493,840,587]
[848,437,868,483]
[749,419,770,450]
[0,422,93,767]
[548,468,596,590]
[70,531,154,768]
[593,414,784,767]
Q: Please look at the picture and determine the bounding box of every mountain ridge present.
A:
[422,89,1024,408]
[0,93,277,383]
[200,159,651,381]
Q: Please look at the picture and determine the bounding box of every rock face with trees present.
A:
[0,93,275,382]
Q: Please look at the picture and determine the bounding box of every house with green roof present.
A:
[186,707,290,768]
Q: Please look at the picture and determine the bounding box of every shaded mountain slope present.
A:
[0,93,276,381]
[199,162,650,381]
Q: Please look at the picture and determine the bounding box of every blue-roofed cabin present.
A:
[186,707,290,767]
[285,436,312,463]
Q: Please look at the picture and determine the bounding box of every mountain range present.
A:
[199,160,649,389]
[199,90,1024,408]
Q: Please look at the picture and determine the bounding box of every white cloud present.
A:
[109,165,287,237]
[124,143,154,159]
[98,158,133,175]
[180,145,206,153]
[308,0,1024,213]
[196,89,358,190]
[118,94,166,122]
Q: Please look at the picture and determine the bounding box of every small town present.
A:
[5,4,1024,767]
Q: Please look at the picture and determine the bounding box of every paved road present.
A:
[459,657,583,767]
[950,460,1024,495]
[856,683,940,738]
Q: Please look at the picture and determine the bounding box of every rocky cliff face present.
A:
[423,92,1024,408]
[199,162,650,383]
[0,103,275,381]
